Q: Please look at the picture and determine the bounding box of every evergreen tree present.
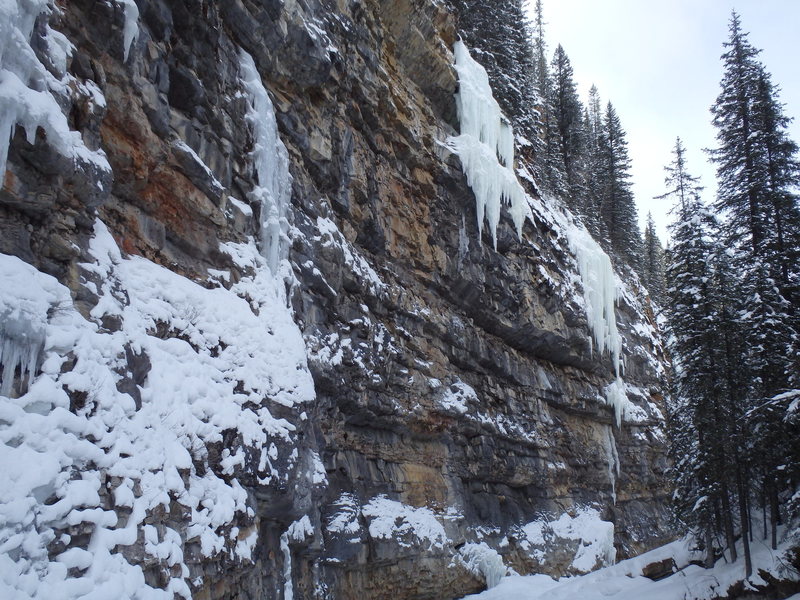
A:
[582,85,605,238]
[656,137,703,212]
[665,190,730,566]
[750,66,800,307]
[708,11,768,255]
[597,102,641,268]
[642,213,667,305]
[549,45,588,211]
[452,0,537,138]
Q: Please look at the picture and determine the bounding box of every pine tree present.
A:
[582,85,605,238]
[708,11,768,255]
[750,66,800,308]
[597,102,641,268]
[656,138,703,212]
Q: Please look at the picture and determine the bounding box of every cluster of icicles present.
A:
[447,41,626,425]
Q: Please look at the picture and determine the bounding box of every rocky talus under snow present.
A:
[1,1,672,598]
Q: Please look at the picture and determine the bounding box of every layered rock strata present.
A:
[0,1,671,598]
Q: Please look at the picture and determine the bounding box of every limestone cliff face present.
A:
[0,1,671,599]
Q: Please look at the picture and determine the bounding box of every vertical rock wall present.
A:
[0,1,672,598]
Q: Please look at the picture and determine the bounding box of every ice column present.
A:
[281,531,294,600]
[239,50,292,275]
[447,41,531,248]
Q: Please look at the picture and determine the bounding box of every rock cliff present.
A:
[0,1,672,599]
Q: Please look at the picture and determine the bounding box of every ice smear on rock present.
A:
[281,531,294,600]
[447,41,531,248]
[239,50,292,275]
[0,0,110,174]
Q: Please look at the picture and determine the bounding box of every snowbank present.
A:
[464,530,800,600]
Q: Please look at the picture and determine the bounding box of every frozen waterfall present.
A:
[447,41,531,248]
[239,50,292,275]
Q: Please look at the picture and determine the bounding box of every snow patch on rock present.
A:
[362,495,448,550]
[0,215,314,598]
[519,508,617,575]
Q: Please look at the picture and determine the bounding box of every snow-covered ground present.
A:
[463,530,800,600]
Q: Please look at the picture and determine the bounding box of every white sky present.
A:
[527,0,800,242]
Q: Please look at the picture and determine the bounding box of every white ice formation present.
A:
[116,0,140,62]
[446,40,629,428]
[459,542,510,589]
[0,0,110,174]
[0,256,62,396]
[447,41,531,248]
[564,223,623,377]
[239,50,292,275]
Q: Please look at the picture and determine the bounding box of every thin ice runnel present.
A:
[239,50,292,275]
[447,41,531,248]
[281,531,294,600]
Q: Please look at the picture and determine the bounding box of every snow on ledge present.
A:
[0,0,111,174]
[518,507,617,575]
[362,495,449,550]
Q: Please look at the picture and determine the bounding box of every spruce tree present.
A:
[550,45,588,211]
[582,85,605,239]
[597,102,641,268]
[665,190,730,566]
[656,138,703,212]
[642,213,667,305]
[750,66,800,307]
[708,11,767,255]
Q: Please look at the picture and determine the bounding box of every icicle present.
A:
[604,425,620,503]
[0,330,42,397]
[239,50,292,275]
[447,41,531,248]
[604,377,629,428]
[0,0,111,174]
[0,256,54,397]
[116,0,140,62]
[565,223,623,376]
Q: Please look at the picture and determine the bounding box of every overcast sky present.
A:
[528,0,800,242]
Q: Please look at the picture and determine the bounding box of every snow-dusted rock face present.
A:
[0,1,671,599]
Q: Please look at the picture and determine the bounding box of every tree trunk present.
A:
[736,467,753,578]
[721,482,738,562]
